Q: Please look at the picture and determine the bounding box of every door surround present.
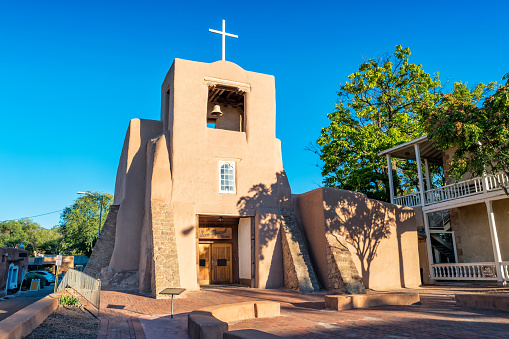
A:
[197,215,252,286]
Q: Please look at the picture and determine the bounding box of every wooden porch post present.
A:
[486,200,503,282]
[386,154,395,204]
[414,144,426,207]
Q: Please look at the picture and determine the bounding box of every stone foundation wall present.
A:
[325,233,365,294]
[150,200,181,298]
[280,209,320,293]
[84,205,119,278]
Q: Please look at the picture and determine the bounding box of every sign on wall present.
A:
[198,227,232,239]
[481,265,495,278]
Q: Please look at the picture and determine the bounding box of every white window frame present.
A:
[219,161,236,194]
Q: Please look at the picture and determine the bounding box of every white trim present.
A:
[386,154,394,204]
[378,135,428,157]
[218,161,236,194]
[451,231,459,263]
[422,190,508,213]
[486,200,503,282]
[424,159,431,191]
[414,144,426,207]
[423,211,435,282]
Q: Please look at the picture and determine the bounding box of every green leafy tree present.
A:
[0,219,62,256]
[59,192,113,256]
[37,227,64,254]
[423,76,506,192]
[317,45,442,201]
[0,219,28,248]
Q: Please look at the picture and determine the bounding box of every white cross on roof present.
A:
[209,20,238,61]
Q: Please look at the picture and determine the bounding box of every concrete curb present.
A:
[0,292,61,339]
[325,293,420,310]
[455,293,509,312]
[188,301,281,339]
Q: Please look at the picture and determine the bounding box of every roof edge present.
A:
[377,135,429,157]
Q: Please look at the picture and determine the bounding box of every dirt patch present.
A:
[26,305,100,339]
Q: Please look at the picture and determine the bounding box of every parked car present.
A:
[29,271,55,285]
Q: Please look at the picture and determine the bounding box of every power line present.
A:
[0,209,63,223]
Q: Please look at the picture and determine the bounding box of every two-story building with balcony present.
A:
[379,135,509,285]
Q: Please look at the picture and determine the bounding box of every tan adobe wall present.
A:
[450,204,494,262]
[109,119,163,271]
[451,200,509,263]
[109,59,290,294]
[297,187,421,290]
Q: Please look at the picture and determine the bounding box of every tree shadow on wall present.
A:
[236,171,291,259]
[324,190,393,288]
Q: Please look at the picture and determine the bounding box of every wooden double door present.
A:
[198,243,232,285]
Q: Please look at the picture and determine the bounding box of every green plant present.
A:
[59,295,80,306]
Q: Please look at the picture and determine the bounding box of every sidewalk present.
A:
[97,285,509,338]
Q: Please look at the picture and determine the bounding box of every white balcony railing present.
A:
[425,177,484,205]
[393,192,421,207]
[394,172,509,208]
[432,262,499,280]
[487,172,509,190]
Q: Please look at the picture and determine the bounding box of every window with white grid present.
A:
[219,161,236,193]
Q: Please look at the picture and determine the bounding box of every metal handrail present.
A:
[57,268,101,312]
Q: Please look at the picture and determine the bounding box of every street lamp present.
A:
[77,191,104,239]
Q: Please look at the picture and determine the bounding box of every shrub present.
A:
[59,295,80,306]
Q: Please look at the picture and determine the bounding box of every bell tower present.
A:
[106,58,291,297]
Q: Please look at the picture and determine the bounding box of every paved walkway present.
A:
[0,286,54,321]
[97,285,509,338]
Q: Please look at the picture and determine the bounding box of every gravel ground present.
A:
[26,305,100,339]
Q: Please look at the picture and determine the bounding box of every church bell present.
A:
[210,104,223,117]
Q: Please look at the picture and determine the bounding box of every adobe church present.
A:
[85,58,421,298]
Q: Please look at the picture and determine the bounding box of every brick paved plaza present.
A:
[97,285,509,338]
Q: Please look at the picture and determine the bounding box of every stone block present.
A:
[189,301,282,339]
[455,293,509,312]
[324,295,353,310]
[352,293,420,308]
[201,302,256,323]
[254,301,280,318]
[188,311,228,339]
[223,329,281,339]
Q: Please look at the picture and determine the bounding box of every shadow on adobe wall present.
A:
[236,171,290,259]
[236,171,290,287]
[324,190,393,288]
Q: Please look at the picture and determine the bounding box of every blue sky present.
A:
[1,0,508,228]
